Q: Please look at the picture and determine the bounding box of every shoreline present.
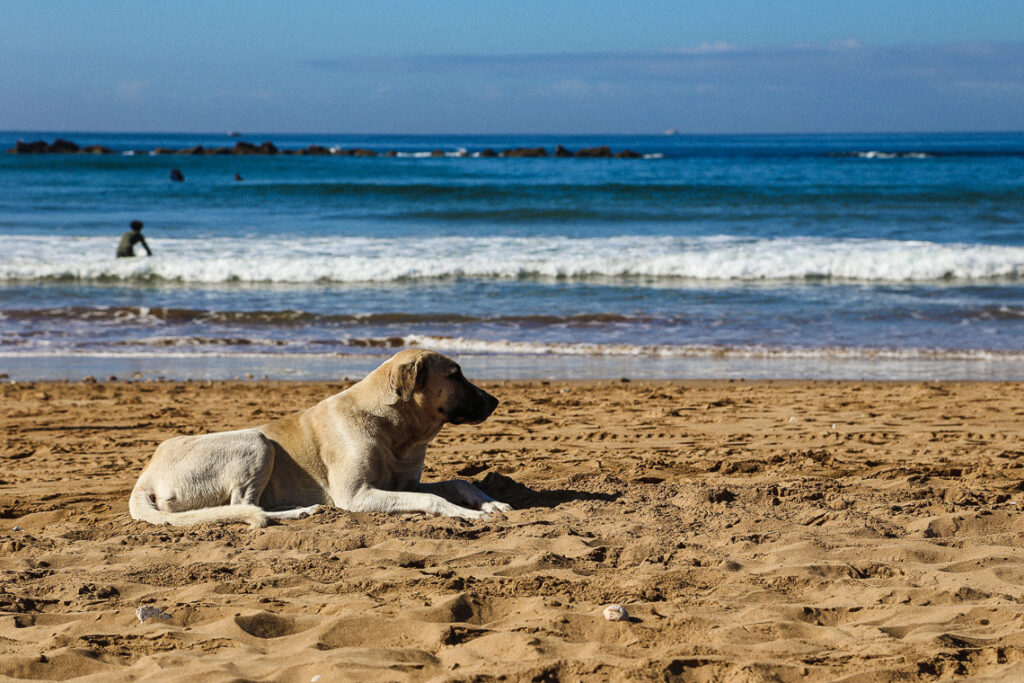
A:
[3,378,1024,679]
[6,351,1024,382]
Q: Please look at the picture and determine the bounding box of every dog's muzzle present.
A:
[448,388,499,425]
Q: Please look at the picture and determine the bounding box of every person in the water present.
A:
[116,220,152,257]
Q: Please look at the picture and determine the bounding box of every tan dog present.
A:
[129,349,510,527]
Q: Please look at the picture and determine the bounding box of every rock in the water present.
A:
[576,146,613,158]
[502,147,548,158]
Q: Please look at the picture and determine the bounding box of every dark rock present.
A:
[50,138,80,153]
[7,140,50,154]
[232,140,279,154]
[3,137,655,160]
[501,147,548,158]
[231,141,260,155]
[575,146,612,158]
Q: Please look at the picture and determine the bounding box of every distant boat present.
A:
[664,128,679,136]
[227,131,241,137]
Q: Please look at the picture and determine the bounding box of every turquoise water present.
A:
[2,131,1024,380]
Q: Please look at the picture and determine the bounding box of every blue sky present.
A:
[2,1,1022,134]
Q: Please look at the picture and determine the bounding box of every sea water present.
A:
[2,131,1023,380]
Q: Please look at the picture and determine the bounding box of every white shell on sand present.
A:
[135,605,172,623]
[603,604,629,621]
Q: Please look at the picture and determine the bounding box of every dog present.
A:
[129,349,511,527]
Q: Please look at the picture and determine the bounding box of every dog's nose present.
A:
[481,390,499,416]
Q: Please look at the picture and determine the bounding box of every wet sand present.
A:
[3,378,1024,681]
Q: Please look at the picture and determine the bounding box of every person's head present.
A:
[130,220,144,232]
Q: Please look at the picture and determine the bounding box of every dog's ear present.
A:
[390,355,426,404]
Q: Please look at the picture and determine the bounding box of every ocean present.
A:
[2,131,1024,381]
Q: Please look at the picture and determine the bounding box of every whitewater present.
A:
[4,235,1023,284]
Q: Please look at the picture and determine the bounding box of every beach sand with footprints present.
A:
[3,378,1024,680]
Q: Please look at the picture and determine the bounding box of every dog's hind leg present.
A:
[230,483,265,507]
[222,463,319,522]
[263,505,321,520]
[130,429,279,528]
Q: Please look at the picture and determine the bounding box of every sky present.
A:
[1,1,1022,134]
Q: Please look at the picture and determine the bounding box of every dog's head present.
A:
[387,349,498,425]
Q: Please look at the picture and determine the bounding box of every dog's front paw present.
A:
[481,501,512,515]
[454,508,490,521]
[297,504,321,518]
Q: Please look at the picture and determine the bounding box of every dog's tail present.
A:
[128,485,269,529]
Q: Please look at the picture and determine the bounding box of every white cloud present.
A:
[674,41,738,55]
[951,80,1024,96]
[536,79,614,99]
[115,80,148,99]
[548,79,592,97]
[300,41,1024,132]
[828,38,863,51]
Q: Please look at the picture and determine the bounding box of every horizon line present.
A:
[4,128,1024,138]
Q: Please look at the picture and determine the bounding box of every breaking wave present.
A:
[3,235,1024,285]
[0,306,653,326]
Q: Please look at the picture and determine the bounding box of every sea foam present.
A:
[4,338,1023,362]
[2,235,1022,284]
[402,335,1024,360]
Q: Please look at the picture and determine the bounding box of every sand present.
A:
[3,377,1024,681]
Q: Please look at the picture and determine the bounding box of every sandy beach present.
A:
[3,377,1024,681]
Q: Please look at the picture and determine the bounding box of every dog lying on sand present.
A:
[129,349,511,527]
